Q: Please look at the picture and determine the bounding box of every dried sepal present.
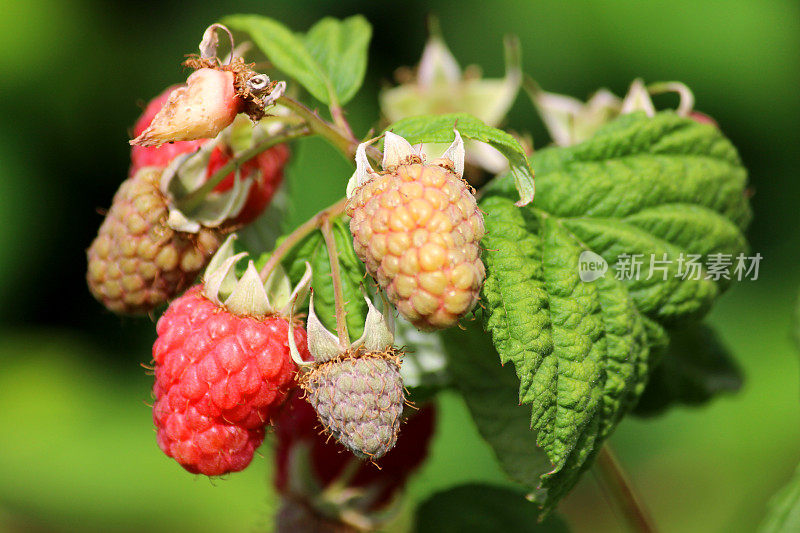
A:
[382,131,422,170]
[438,129,465,178]
[346,142,378,198]
[225,261,271,316]
[202,234,246,299]
[299,292,397,364]
[159,142,251,233]
[199,24,235,62]
[354,295,396,352]
[647,81,695,116]
[305,293,342,363]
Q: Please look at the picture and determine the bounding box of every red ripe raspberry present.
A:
[130,86,290,225]
[274,394,435,517]
[152,286,310,476]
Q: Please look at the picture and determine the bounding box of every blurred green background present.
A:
[1,0,798,531]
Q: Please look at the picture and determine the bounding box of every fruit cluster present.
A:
[85,22,498,531]
[84,15,730,532]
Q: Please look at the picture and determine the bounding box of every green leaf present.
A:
[225,15,371,105]
[479,112,750,511]
[633,323,743,416]
[303,16,371,105]
[414,483,570,533]
[760,463,800,533]
[387,113,535,206]
[441,324,553,493]
[224,15,329,103]
[273,218,368,338]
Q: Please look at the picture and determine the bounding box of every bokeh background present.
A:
[1,0,798,531]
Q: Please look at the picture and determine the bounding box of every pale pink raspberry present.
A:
[346,133,485,330]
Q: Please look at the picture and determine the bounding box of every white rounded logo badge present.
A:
[578,251,608,282]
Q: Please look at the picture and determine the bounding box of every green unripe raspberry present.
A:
[303,351,404,459]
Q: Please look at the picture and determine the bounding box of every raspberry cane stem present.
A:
[320,216,351,349]
[257,197,348,283]
[177,127,310,214]
[594,445,657,533]
[277,96,382,163]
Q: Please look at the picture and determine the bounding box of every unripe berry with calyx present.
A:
[152,235,313,475]
[87,141,252,314]
[346,130,485,331]
[290,293,405,460]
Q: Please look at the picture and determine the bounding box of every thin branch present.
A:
[277,95,382,163]
[177,127,310,214]
[320,215,350,349]
[594,445,658,533]
[330,103,355,139]
[257,197,348,283]
[278,96,354,156]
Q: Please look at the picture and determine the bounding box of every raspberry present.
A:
[273,394,435,530]
[290,292,407,460]
[301,351,404,459]
[346,131,485,330]
[86,168,223,314]
[130,85,290,225]
[152,286,310,475]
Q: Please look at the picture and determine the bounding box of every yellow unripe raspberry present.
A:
[346,136,485,331]
[86,168,224,315]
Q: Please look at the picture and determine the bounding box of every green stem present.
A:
[257,197,348,283]
[330,103,355,139]
[177,127,310,214]
[320,215,350,349]
[594,445,658,533]
[277,95,383,163]
[278,96,354,156]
